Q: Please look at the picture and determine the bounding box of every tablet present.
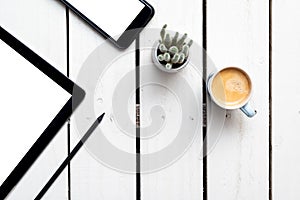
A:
[0,26,85,199]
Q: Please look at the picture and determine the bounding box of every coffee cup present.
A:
[207,67,257,118]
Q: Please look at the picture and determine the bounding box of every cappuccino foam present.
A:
[211,68,251,107]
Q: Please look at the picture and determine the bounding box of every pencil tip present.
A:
[97,113,105,122]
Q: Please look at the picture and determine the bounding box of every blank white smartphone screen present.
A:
[0,39,70,185]
[65,0,145,40]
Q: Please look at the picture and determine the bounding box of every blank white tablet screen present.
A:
[0,39,70,185]
[65,0,145,40]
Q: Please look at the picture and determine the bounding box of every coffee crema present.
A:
[211,67,251,107]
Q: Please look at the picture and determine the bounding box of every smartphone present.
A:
[60,0,154,49]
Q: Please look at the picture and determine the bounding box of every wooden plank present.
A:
[0,0,69,199]
[207,0,269,199]
[273,0,300,199]
[139,0,203,199]
[68,11,136,200]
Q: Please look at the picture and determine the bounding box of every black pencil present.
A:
[34,113,105,200]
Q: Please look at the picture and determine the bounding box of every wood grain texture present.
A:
[207,0,269,200]
[139,0,203,199]
[68,12,136,200]
[273,0,300,199]
[0,0,68,199]
[3,0,300,199]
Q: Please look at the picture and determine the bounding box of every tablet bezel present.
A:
[0,26,85,199]
[59,0,155,49]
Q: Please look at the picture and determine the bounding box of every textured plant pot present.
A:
[152,42,190,73]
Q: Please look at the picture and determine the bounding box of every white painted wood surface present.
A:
[273,0,300,199]
[139,0,204,199]
[68,12,136,200]
[0,0,69,199]
[207,0,269,200]
[2,0,300,199]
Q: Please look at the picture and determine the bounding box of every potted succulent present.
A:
[153,24,193,73]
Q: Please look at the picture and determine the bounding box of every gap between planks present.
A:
[269,0,273,199]
[66,6,71,200]
[135,35,141,200]
[202,0,208,199]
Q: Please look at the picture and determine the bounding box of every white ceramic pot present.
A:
[152,42,190,73]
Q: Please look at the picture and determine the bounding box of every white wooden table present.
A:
[1,0,299,199]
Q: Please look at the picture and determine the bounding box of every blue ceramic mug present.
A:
[207,67,257,118]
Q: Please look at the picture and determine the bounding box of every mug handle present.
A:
[240,103,257,118]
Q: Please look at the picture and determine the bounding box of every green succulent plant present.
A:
[157,24,193,70]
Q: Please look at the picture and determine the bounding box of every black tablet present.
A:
[0,26,85,199]
[59,0,154,49]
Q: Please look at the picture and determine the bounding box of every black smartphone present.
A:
[60,0,154,49]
